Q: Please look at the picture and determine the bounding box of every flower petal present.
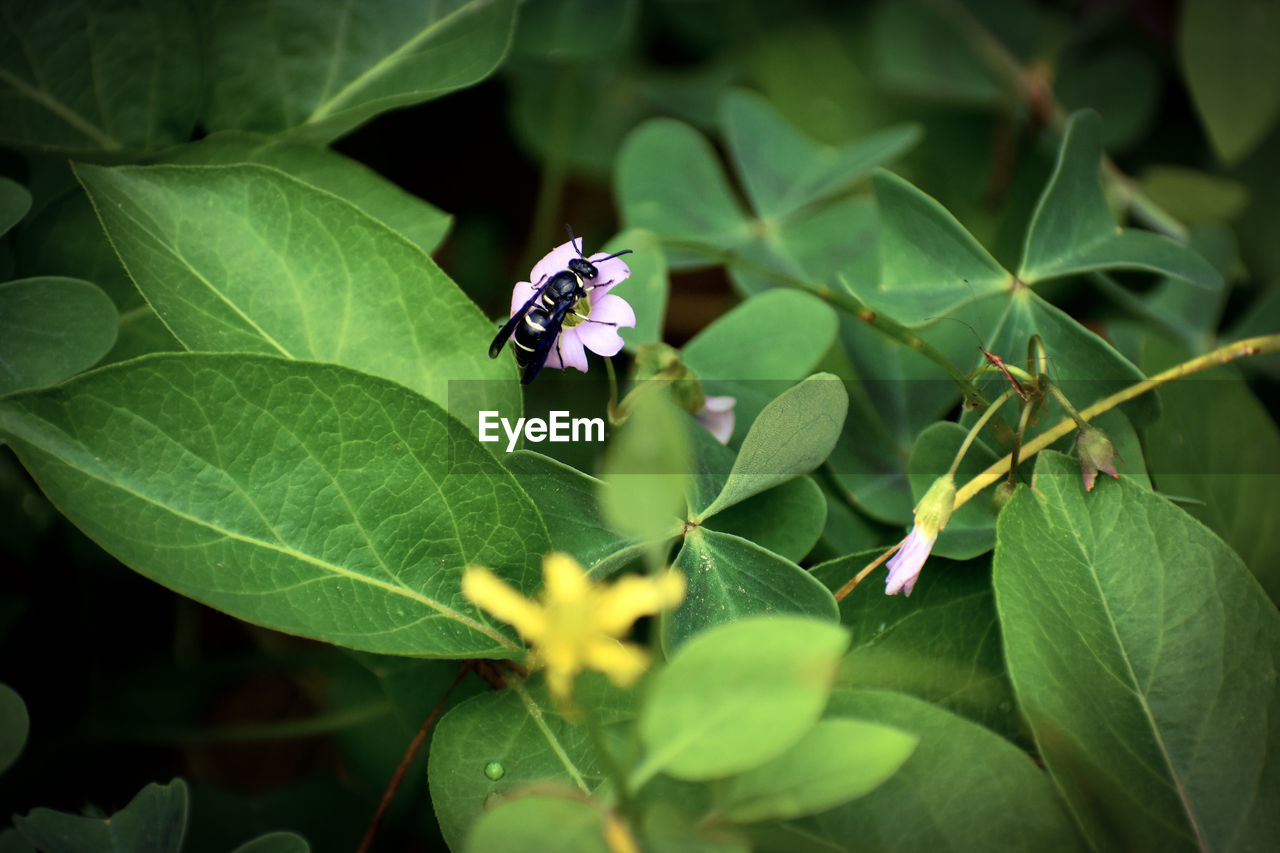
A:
[462,566,547,640]
[585,253,632,297]
[695,396,736,444]
[509,280,539,316]
[542,552,591,604]
[575,295,635,357]
[544,329,589,372]
[592,569,686,635]
[884,527,936,597]
[530,239,582,284]
[583,638,651,688]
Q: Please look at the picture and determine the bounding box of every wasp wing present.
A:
[521,301,573,385]
[490,275,550,358]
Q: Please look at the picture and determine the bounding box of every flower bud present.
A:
[1075,425,1119,491]
[915,474,957,538]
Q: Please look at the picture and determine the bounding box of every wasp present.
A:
[489,229,632,384]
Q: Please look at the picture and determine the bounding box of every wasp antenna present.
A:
[565,224,584,257]
[595,249,633,262]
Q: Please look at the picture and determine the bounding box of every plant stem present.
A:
[953,335,1280,510]
[949,388,1016,478]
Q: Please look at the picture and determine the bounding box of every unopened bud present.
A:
[1075,425,1119,492]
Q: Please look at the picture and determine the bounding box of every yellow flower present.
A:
[462,553,686,704]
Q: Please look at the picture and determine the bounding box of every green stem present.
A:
[583,707,634,817]
[949,388,1016,478]
[954,335,1280,509]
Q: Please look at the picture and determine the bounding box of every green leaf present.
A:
[638,615,847,782]
[229,833,311,853]
[682,290,838,384]
[695,374,848,519]
[713,718,916,823]
[512,0,637,59]
[906,422,999,560]
[0,277,118,396]
[1055,47,1160,151]
[0,176,31,237]
[986,288,1159,427]
[1140,167,1249,226]
[200,0,517,142]
[1018,111,1222,288]
[720,88,920,220]
[504,451,651,577]
[74,163,518,422]
[705,475,826,563]
[1180,0,1280,165]
[599,393,690,551]
[163,132,451,255]
[15,778,188,853]
[465,796,608,853]
[431,675,636,850]
[774,690,1084,852]
[0,683,28,776]
[869,1,1009,106]
[995,452,1280,851]
[616,119,752,264]
[0,1,200,153]
[868,169,1012,326]
[0,830,35,853]
[642,804,750,853]
[12,191,179,364]
[812,555,1023,741]
[664,528,839,652]
[1141,340,1280,600]
[0,354,549,657]
[607,229,667,351]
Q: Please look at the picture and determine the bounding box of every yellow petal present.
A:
[461,566,547,640]
[592,569,686,635]
[583,638,651,688]
[542,552,591,604]
[544,661,579,705]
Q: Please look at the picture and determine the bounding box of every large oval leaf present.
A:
[74,163,518,422]
[0,354,548,657]
[0,277,118,395]
[995,452,1280,851]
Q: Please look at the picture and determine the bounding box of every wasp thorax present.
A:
[562,295,592,328]
[568,257,597,280]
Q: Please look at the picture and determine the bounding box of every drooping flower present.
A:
[1075,425,1119,491]
[695,395,736,444]
[508,239,636,373]
[885,474,956,597]
[462,553,685,704]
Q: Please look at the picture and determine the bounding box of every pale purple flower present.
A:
[508,239,636,373]
[695,395,736,444]
[884,527,936,597]
[884,474,956,597]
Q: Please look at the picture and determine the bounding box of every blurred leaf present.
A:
[616,118,752,265]
[712,718,916,823]
[1137,226,1235,350]
[230,833,311,853]
[15,778,188,853]
[720,88,920,221]
[512,0,637,59]
[639,616,847,781]
[0,1,199,153]
[11,191,179,363]
[164,131,451,254]
[696,374,848,519]
[0,177,31,237]
[1140,166,1249,226]
[868,169,1011,326]
[75,163,518,422]
[995,452,1280,851]
[1055,47,1159,151]
[1018,111,1222,289]
[906,421,999,560]
[0,354,549,657]
[0,830,35,853]
[200,0,517,142]
[466,796,608,853]
[431,675,636,850]
[665,528,838,652]
[0,277,117,395]
[643,804,750,853]
[0,683,28,776]
[1141,339,1280,600]
[812,554,1023,741]
[607,229,666,351]
[599,392,689,551]
[869,0,1009,107]
[771,690,1084,852]
[705,475,826,562]
[505,450,653,577]
[1180,0,1280,165]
